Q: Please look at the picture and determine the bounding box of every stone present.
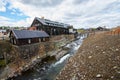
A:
[88,56,92,59]
[113,66,117,69]
[103,51,105,53]
[96,46,98,48]
[96,74,102,78]
[117,71,120,73]
[72,75,76,80]
[111,76,114,78]
[116,49,119,51]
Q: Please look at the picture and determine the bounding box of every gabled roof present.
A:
[35,17,71,28]
[11,30,49,39]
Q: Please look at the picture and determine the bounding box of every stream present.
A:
[9,34,86,80]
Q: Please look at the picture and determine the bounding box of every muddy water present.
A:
[9,35,86,80]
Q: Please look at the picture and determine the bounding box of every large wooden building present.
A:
[9,30,49,45]
[29,17,75,35]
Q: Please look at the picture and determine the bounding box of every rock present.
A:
[117,71,120,73]
[116,49,119,51]
[96,46,98,48]
[72,75,76,80]
[88,56,92,59]
[77,73,81,77]
[96,74,102,78]
[111,76,114,78]
[113,66,117,69]
[102,51,105,53]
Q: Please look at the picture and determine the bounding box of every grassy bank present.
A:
[0,60,6,67]
[0,40,12,67]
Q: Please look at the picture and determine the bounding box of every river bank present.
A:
[0,34,75,80]
[6,34,86,80]
[57,32,120,80]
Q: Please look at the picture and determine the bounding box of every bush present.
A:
[0,60,6,67]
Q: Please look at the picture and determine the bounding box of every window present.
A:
[41,38,45,42]
[39,38,41,42]
[28,39,31,44]
[43,38,45,41]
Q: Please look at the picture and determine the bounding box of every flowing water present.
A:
[9,35,86,80]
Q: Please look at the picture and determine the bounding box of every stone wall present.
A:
[50,34,74,42]
[10,34,75,67]
[13,42,55,60]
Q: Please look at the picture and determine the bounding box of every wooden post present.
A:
[118,31,120,37]
[4,52,7,65]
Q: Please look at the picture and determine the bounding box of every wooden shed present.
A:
[9,30,49,45]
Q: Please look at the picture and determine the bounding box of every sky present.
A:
[0,0,120,29]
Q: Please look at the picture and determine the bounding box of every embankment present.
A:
[57,32,120,80]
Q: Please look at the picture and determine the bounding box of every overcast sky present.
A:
[0,0,120,28]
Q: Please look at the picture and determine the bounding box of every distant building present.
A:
[0,29,6,33]
[96,27,104,31]
[0,29,7,35]
[29,17,74,35]
[9,30,49,45]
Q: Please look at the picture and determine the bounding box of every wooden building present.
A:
[30,17,75,35]
[9,30,49,45]
[96,27,105,31]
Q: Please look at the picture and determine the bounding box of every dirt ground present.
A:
[56,31,120,80]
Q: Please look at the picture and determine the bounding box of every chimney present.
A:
[41,16,44,19]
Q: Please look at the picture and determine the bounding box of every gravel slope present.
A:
[57,32,120,80]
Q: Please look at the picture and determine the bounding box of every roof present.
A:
[11,30,49,39]
[35,17,71,28]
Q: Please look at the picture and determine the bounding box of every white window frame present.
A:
[43,38,45,41]
[39,38,41,42]
[28,39,31,44]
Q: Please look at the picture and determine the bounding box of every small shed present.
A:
[9,30,49,45]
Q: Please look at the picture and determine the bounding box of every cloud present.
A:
[0,16,31,27]
[0,16,11,21]
[63,0,120,28]
[1,0,120,28]
[73,0,89,4]
[0,16,13,26]
[0,19,31,27]
[19,0,63,7]
[0,0,7,12]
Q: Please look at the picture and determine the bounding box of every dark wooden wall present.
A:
[10,37,49,46]
[31,19,69,36]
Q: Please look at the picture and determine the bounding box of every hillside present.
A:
[57,32,120,80]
